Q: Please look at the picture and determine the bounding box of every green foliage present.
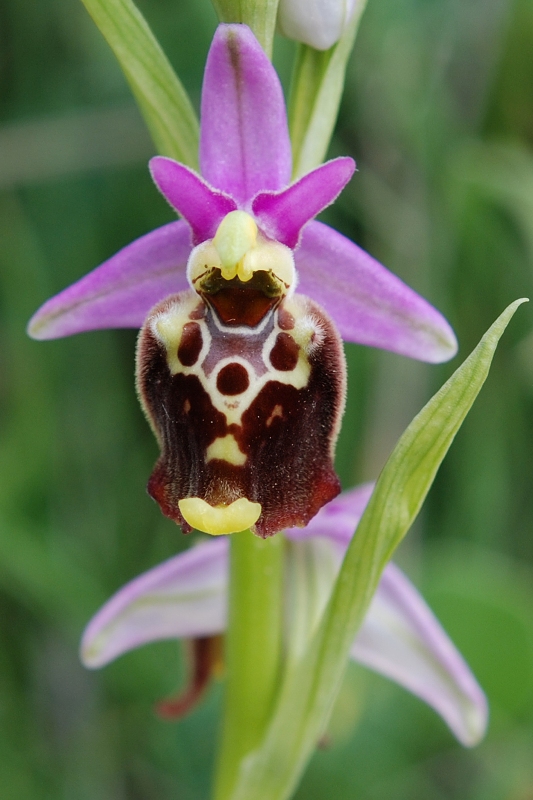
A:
[2,0,533,798]
[226,301,524,800]
[288,1,368,179]
[80,0,199,165]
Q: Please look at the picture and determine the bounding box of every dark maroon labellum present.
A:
[136,284,346,538]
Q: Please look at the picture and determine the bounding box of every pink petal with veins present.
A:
[296,221,458,363]
[200,24,292,205]
[28,221,191,340]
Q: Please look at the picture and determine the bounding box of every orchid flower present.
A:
[81,485,487,747]
[28,24,457,539]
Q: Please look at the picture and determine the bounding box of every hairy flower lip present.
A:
[28,24,457,366]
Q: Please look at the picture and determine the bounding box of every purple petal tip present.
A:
[297,222,459,364]
[27,221,191,339]
[149,157,237,244]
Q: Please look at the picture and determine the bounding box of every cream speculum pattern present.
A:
[137,211,346,538]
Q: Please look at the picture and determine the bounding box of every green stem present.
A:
[288,1,368,178]
[213,530,284,800]
[211,0,280,59]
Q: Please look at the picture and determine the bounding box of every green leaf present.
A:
[80,0,199,167]
[211,0,280,58]
[288,1,368,178]
[228,299,527,800]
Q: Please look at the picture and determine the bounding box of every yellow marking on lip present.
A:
[206,435,247,466]
[266,404,283,427]
[151,293,207,374]
[178,497,262,535]
[153,314,183,352]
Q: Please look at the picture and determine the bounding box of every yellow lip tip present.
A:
[178,497,262,535]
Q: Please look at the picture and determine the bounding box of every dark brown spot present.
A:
[277,307,295,330]
[216,363,250,396]
[189,303,206,320]
[178,322,203,366]
[270,332,300,371]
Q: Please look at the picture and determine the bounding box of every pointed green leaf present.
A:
[288,1,368,178]
[81,0,199,167]
[229,299,527,800]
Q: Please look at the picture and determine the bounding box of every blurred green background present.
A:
[2,0,533,797]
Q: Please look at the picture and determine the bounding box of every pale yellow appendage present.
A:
[206,435,247,466]
[213,210,258,281]
[178,497,262,535]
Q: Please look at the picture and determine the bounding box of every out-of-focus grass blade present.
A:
[0,519,105,631]
[229,299,527,800]
[288,1,368,179]
[451,140,533,263]
[80,0,199,167]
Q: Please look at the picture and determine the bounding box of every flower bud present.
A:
[277,0,358,50]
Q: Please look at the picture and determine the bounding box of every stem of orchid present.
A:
[210,0,280,59]
[287,1,368,179]
[213,529,284,800]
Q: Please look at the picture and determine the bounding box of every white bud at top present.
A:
[277,0,357,51]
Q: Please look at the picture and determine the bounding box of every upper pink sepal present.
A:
[150,157,237,245]
[28,221,191,340]
[199,24,292,205]
[252,157,355,248]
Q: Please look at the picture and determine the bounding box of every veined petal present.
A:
[150,157,237,245]
[200,24,292,205]
[285,483,374,546]
[252,157,355,248]
[80,539,228,668]
[352,563,488,746]
[28,221,191,340]
[296,221,458,363]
